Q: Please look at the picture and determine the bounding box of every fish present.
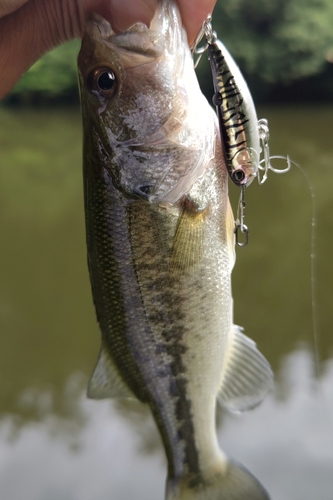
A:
[78,1,273,499]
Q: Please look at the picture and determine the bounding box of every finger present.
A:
[0,0,84,99]
[176,0,217,45]
[103,0,217,43]
[107,0,158,31]
[0,0,29,19]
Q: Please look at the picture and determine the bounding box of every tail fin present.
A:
[166,460,269,500]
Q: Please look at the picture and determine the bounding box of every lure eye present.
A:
[212,92,222,107]
[88,68,117,97]
[231,169,246,185]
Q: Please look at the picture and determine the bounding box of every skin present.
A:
[0,0,216,99]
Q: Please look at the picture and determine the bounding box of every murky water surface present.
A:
[0,106,332,499]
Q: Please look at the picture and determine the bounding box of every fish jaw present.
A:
[78,4,216,205]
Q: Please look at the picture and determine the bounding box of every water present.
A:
[0,106,332,499]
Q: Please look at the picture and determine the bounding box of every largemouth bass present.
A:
[78,1,273,499]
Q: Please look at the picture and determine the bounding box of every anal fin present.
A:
[218,325,273,412]
[87,346,135,400]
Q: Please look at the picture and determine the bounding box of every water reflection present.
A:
[0,349,332,499]
[220,348,333,500]
[0,106,333,498]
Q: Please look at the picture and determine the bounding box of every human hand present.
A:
[0,0,216,99]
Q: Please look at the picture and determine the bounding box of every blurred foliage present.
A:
[6,40,81,105]
[3,0,333,105]
[11,40,81,96]
[197,0,333,101]
[214,0,333,82]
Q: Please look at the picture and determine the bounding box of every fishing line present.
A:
[266,156,320,378]
[288,162,333,431]
[292,161,320,379]
[234,150,320,377]
[249,122,320,376]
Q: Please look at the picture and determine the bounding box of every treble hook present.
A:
[257,118,292,184]
[234,185,249,247]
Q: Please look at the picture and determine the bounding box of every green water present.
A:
[0,107,332,499]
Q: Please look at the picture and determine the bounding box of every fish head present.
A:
[78,1,215,204]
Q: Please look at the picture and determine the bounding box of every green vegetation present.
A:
[3,0,333,104]
[7,39,81,104]
[11,40,81,97]
[214,0,333,82]
[198,0,333,101]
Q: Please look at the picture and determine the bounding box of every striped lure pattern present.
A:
[208,38,260,187]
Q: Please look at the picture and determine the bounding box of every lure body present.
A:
[208,38,260,187]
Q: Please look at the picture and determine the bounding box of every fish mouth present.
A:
[84,0,184,58]
[84,13,164,59]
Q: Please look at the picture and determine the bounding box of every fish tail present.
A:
[166,460,269,500]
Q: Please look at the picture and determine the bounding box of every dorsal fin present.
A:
[87,346,135,400]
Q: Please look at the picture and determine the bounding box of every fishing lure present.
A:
[193,18,259,189]
[192,16,291,246]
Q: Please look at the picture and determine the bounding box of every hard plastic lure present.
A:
[193,18,259,188]
[192,17,291,246]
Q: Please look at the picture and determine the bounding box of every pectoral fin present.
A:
[87,346,135,400]
[218,325,273,412]
[170,202,207,275]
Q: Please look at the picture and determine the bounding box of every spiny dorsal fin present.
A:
[87,346,135,400]
[218,325,273,412]
[170,201,208,276]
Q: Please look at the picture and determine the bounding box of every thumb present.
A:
[108,0,158,31]
[0,0,86,99]
[0,0,29,18]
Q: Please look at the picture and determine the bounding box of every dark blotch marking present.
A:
[127,202,201,479]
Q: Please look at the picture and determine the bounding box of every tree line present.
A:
[4,0,333,105]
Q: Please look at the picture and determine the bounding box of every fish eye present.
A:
[88,67,117,97]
